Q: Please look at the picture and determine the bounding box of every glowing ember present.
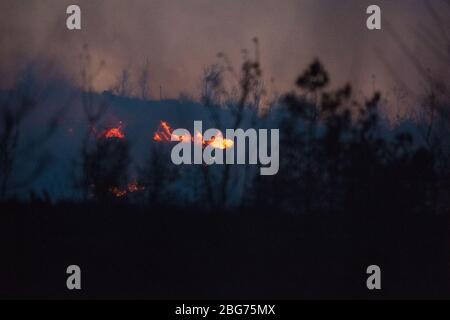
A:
[127,181,144,193]
[102,122,125,139]
[109,180,145,198]
[109,187,128,198]
[153,120,234,149]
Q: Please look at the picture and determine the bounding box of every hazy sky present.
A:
[0,0,448,106]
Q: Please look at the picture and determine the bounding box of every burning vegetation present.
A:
[83,121,147,200]
[153,121,174,142]
[101,122,125,139]
[109,180,145,198]
[153,120,233,149]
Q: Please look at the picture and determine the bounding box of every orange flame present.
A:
[153,120,233,149]
[109,180,145,198]
[204,133,234,150]
[109,187,128,198]
[153,121,173,141]
[102,122,125,139]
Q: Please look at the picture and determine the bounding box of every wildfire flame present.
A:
[109,180,144,198]
[153,121,173,142]
[109,187,128,198]
[153,120,233,149]
[102,122,125,139]
[205,134,234,150]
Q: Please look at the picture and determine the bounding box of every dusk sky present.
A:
[0,0,448,106]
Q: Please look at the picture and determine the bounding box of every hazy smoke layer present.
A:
[0,0,448,108]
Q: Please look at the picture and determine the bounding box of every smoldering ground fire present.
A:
[87,122,145,199]
[153,120,279,176]
[101,122,125,139]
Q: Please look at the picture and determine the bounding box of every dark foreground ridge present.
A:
[0,202,448,299]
